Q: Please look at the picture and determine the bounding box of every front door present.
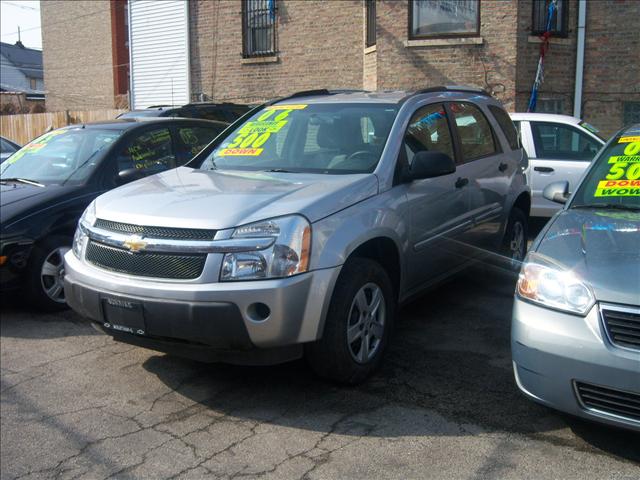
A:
[528,121,602,216]
[404,103,470,290]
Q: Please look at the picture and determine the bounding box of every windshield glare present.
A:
[571,129,640,209]
[199,103,398,174]
[0,128,122,185]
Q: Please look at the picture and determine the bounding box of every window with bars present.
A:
[623,102,640,125]
[366,0,376,47]
[242,0,277,58]
[532,0,568,37]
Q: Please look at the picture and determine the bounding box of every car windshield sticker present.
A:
[595,141,640,197]
[218,107,304,156]
[4,129,67,165]
[578,121,600,134]
[619,136,640,144]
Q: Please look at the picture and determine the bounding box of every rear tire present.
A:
[502,208,528,272]
[306,258,396,385]
[25,235,71,312]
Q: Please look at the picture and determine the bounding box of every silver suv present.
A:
[64,87,530,383]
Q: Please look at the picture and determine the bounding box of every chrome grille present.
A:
[86,241,206,280]
[94,219,216,241]
[575,382,640,422]
[601,307,640,350]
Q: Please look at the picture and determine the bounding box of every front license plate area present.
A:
[102,297,146,335]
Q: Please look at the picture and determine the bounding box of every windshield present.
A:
[0,128,122,185]
[570,128,640,210]
[198,103,398,174]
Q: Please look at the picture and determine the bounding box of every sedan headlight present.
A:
[72,201,96,259]
[516,253,595,315]
[221,215,311,281]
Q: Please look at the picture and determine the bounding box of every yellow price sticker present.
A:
[595,179,640,197]
[219,148,264,156]
[619,136,640,143]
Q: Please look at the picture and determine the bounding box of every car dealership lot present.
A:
[1,266,638,480]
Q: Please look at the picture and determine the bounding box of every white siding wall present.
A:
[129,0,190,109]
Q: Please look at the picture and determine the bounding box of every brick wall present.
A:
[375,0,519,110]
[42,0,115,111]
[190,0,364,103]
[516,0,639,137]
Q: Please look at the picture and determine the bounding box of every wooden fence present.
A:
[0,109,127,145]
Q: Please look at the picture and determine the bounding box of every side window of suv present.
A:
[404,103,455,165]
[530,121,601,161]
[449,102,498,162]
[488,105,519,150]
[175,125,224,163]
[117,127,175,175]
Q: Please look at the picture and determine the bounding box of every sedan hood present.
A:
[535,209,640,306]
[95,167,378,229]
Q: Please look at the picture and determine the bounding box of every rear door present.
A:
[529,121,602,216]
[403,102,469,289]
[447,102,510,255]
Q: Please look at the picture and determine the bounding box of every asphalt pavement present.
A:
[1,263,639,480]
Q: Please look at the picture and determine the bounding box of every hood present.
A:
[534,209,640,306]
[95,167,379,229]
[0,182,84,227]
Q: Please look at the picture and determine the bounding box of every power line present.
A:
[3,1,39,11]
[1,7,107,37]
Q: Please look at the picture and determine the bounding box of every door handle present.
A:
[455,177,469,188]
[534,166,554,173]
[498,162,508,172]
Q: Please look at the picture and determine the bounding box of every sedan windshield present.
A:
[199,103,398,174]
[0,128,122,185]
[570,127,640,210]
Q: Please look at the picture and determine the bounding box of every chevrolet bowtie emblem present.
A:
[122,234,147,253]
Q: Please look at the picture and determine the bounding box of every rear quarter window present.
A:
[489,105,519,150]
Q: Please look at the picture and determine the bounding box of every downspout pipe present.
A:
[573,0,587,118]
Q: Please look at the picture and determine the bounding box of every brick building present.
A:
[42,0,639,136]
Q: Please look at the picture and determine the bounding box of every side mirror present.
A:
[543,181,570,204]
[117,168,145,185]
[407,151,456,181]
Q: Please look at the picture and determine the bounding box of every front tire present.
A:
[25,235,71,312]
[306,258,396,384]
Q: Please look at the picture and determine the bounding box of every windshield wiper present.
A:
[571,203,639,211]
[0,177,45,187]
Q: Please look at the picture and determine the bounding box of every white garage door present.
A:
[129,0,190,109]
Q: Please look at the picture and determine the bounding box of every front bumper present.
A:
[64,251,341,364]
[511,298,640,431]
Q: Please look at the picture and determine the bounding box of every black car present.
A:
[117,102,252,123]
[0,118,227,310]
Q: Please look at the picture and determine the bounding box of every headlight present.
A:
[220,215,311,281]
[516,253,595,315]
[72,201,96,259]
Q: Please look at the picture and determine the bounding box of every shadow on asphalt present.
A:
[140,265,639,464]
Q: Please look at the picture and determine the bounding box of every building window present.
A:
[366,0,376,47]
[536,98,565,114]
[409,0,480,39]
[623,102,640,125]
[532,0,568,37]
[242,0,277,58]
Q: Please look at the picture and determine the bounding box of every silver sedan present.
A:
[512,123,640,431]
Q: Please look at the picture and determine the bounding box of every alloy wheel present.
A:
[347,282,386,364]
[509,221,525,270]
[40,247,70,303]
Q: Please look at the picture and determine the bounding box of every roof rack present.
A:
[413,85,492,97]
[274,88,368,103]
